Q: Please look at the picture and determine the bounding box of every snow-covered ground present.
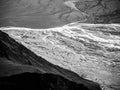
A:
[1,22,120,90]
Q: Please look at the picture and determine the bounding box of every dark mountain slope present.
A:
[0,72,90,90]
[0,30,101,90]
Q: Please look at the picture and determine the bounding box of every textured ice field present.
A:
[1,22,120,90]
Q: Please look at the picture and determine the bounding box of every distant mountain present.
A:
[1,0,120,28]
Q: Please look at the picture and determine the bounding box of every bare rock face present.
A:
[1,0,120,28]
[2,23,120,90]
[75,0,120,23]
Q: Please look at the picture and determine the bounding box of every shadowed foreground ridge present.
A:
[0,30,101,90]
[0,72,90,90]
